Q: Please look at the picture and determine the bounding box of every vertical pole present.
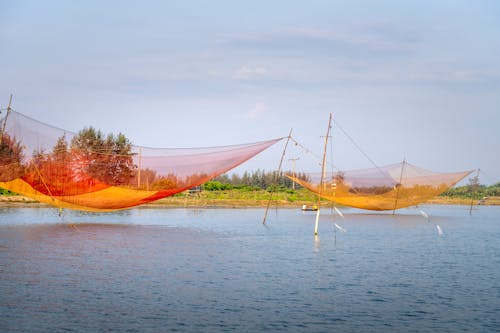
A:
[137,147,142,188]
[0,94,13,145]
[469,168,480,215]
[262,129,293,225]
[288,157,299,190]
[314,113,332,236]
[393,158,406,215]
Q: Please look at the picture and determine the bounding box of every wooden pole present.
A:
[469,168,480,215]
[288,157,300,190]
[393,158,406,215]
[262,129,293,225]
[137,147,142,188]
[314,113,332,236]
[0,94,13,145]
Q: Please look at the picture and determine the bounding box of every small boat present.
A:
[301,204,318,211]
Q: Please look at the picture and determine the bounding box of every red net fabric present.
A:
[0,111,282,211]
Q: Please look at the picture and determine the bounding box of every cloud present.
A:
[248,102,267,119]
[220,24,418,58]
[235,66,268,79]
[408,69,493,84]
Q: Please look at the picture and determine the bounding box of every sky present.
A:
[1,0,499,184]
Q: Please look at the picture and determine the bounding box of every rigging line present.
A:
[30,160,57,203]
[330,117,390,180]
[478,169,498,185]
[262,128,293,225]
[11,109,283,151]
[289,136,339,172]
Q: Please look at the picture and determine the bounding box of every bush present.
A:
[203,181,233,191]
[0,187,17,195]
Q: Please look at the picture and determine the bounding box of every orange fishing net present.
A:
[0,111,282,211]
[288,162,472,211]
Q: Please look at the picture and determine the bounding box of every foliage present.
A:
[441,182,500,199]
[212,169,310,191]
[0,187,17,195]
[70,127,135,185]
[203,181,233,191]
[0,133,25,181]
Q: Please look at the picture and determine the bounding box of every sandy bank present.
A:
[0,194,498,209]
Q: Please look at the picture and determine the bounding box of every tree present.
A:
[468,174,481,199]
[70,127,135,185]
[0,133,24,181]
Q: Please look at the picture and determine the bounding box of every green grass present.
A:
[0,188,18,196]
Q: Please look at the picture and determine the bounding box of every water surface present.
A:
[1,205,499,332]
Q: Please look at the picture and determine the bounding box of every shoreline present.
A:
[0,194,498,209]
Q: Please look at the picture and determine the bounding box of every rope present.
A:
[289,136,338,172]
[331,118,389,179]
[30,160,57,203]
[479,169,499,185]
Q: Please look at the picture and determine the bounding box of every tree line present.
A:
[204,170,310,192]
[440,182,500,199]
[0,128,136,187]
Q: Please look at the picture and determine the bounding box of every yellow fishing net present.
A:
[0,111,282,211]
[288,162,472,211]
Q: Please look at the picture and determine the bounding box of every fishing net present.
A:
[0,111,282,211]
[288,162,472,211]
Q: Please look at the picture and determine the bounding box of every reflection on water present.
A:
[0,205,499,332]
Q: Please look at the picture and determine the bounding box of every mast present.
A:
[288,157,300,190]
[392,158,406,214]
[137,147,142,188]
[314,113,332,236]
[262,128,293,225]
[0,94,13,145]
[469,168,480,215]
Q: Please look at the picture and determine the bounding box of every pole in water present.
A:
[262,129,293,225]
[393,158,406,215]
[314,113,333,235]
[314,208,320,235]
[469,168,480,215]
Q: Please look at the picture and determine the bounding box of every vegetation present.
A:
[155,187,319,207]
[0,188,17,196]
[207,169,309,191]
[0,133,25,181]
[69,127,135,185]
[440,181,500,199]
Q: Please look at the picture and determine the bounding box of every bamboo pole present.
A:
[469,168,480,215]
[262,129,293,225]
[288,157,300,190]
[137,147,142,188]
[314,113,332,236]
[393,158,406,215]
[0,94,13,145]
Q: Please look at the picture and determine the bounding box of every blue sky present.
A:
[1,1,499,183]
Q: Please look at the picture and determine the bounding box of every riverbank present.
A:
[1,192,499,208]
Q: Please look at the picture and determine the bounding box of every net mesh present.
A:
[0,111,281,211]
[288,162,472,211]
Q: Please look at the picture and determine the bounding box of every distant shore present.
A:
[0,194,498,208]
